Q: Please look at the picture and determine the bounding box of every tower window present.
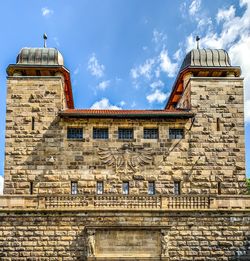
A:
[97,181,104,194]
[71,181,78,195]
[218,182,222,195]
[169,129,184,139]
[174,181,181,195]
[143,128,158,139]
[30,181,33,195]
[122,181,129,195]
[32,117,35,130]
[217,118,221,131]
[67,128,83,139]
[93,128,108,139]
[118,128,133,140]
[148,181,155,195]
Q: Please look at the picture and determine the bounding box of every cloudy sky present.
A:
[0,0,249,193]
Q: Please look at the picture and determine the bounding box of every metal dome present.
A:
[16,48,64,66]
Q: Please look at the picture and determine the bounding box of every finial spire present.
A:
[196,36,200,49]
[43,33,48,48]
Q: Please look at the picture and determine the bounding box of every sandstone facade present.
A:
[0,47,249,260]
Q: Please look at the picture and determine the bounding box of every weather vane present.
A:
[43,33,48,48]
[196,36,200,49]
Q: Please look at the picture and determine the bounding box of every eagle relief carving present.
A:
[98,144,153,175]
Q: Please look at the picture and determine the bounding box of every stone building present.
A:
[0,46,250,260]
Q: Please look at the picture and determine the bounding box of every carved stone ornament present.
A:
[86,229,95,257]
[98,144,153,175]
[161,229,169,257]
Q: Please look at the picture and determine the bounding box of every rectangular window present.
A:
[67,128,83,139]
[97,181,104,194]
[169,128,184,139]
[148,181,155,195]
[218,182,221,195]
[122,181,129,195]
[174,181,181,195]
[143,128,158,139]
[30,181,33,195]
[217,118,221,131]
[31,117,35,130]
[118,128,133,140]
[93,128,108,139]
[71,181,78,195]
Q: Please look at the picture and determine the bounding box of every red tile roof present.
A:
[59,109,194,118]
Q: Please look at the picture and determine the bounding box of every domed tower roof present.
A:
[180,49,231,71]
[16,48,64,66]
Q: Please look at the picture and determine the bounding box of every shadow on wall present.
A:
[230,236,250,261]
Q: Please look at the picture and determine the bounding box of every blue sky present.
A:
[0,0,249,192]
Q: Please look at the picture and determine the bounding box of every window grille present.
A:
[169,128,184,139]
[143,128,158,139]
[97,181,104,194]
[93,128,108,139]
[71,181,78,195]
[148,181,155,195]
[122,182,129,195]
[67,128,83,139]
[118,128,133,140]
[174,181,181,195]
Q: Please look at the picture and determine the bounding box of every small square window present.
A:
[93,128,108,139]
[174,181,181,195]
[148,181,155,195]
[97,181,104,194]
[67,128,83,139]
[169,128,184,139]
[118,128,133,140]
[71,181,78,195]
[144,128,158,139]
[122,181,129,195]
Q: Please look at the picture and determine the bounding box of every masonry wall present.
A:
[0,210,249,260]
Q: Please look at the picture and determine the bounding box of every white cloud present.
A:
[217,5,236,23]
[90,98,121,110]
[97,80,110,90]
[53,37,60,47]
[87,53,105,78]
[152,29,167,45]
[189,0,201,16]
[74,64,81,75]
[146,89,170,104]
[150,80,164,89]
[0,176,3,195]
[173,48,183,61]
[119,101,126,106]
[159,49,178,77]
[130,58,155,80]
[41,7,54,17]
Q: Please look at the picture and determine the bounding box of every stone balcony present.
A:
[0,194,250,211]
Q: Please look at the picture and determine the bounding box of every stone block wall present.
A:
[0,210,249,260]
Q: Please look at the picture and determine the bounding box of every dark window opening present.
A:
[217,118,221,131]
[97,181,104,194]
[148,181,155,195]
[67,128,83,139]
[32,117,35,130]
[30,181,33,195]
[93,128,108,139]
[71,181,78,195]
[169,129,184,139]
[218,182,221,195]
[122,181,129,195]
[118,128,133,140]
[144,128,158,139]
[36,70,41,76]
[174,181,181,195]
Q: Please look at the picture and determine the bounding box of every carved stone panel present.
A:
[93,229,161,259]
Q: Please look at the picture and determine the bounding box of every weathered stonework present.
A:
[0,47,249,260]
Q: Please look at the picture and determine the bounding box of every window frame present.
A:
[148,181,155,195]
[67,127,83,140]
[93,128,109,140]
[118,128,134,140]
[143,128,159,139]
[174,181,181,195]
[169,128,184,139]
[96,181,104,195]
[71,181,78,195]
[122,181,129,195]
